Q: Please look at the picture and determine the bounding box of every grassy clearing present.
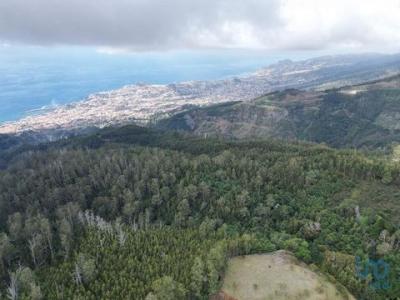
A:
[220,251,355,300]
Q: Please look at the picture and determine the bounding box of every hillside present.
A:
[2,53,400,135]
[0,125,399,299]
[158,75,400,149]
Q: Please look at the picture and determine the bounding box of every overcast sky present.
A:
[1,0,400,53]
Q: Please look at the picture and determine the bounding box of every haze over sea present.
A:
[0,46,324,123]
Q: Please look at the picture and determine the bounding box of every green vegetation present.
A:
[0,125,399,299]
[39,225,240,299]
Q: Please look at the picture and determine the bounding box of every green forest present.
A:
[0,125,399,299]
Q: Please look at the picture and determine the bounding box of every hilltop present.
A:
[218,251,355,300]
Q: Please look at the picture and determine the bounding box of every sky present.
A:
[1,0,400,53]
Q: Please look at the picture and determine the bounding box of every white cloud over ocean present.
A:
[0,0,400,52]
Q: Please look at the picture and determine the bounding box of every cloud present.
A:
[0,0,282,50]
[277,0,400,51]
[0,0,400,52]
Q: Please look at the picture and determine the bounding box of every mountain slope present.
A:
[0,125,400,299]
[158,74,400,149]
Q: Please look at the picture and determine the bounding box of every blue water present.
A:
[0,46,322,123]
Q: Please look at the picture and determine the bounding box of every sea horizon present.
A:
[0,46,332,124]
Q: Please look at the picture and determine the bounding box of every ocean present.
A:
[0,46,321,123]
